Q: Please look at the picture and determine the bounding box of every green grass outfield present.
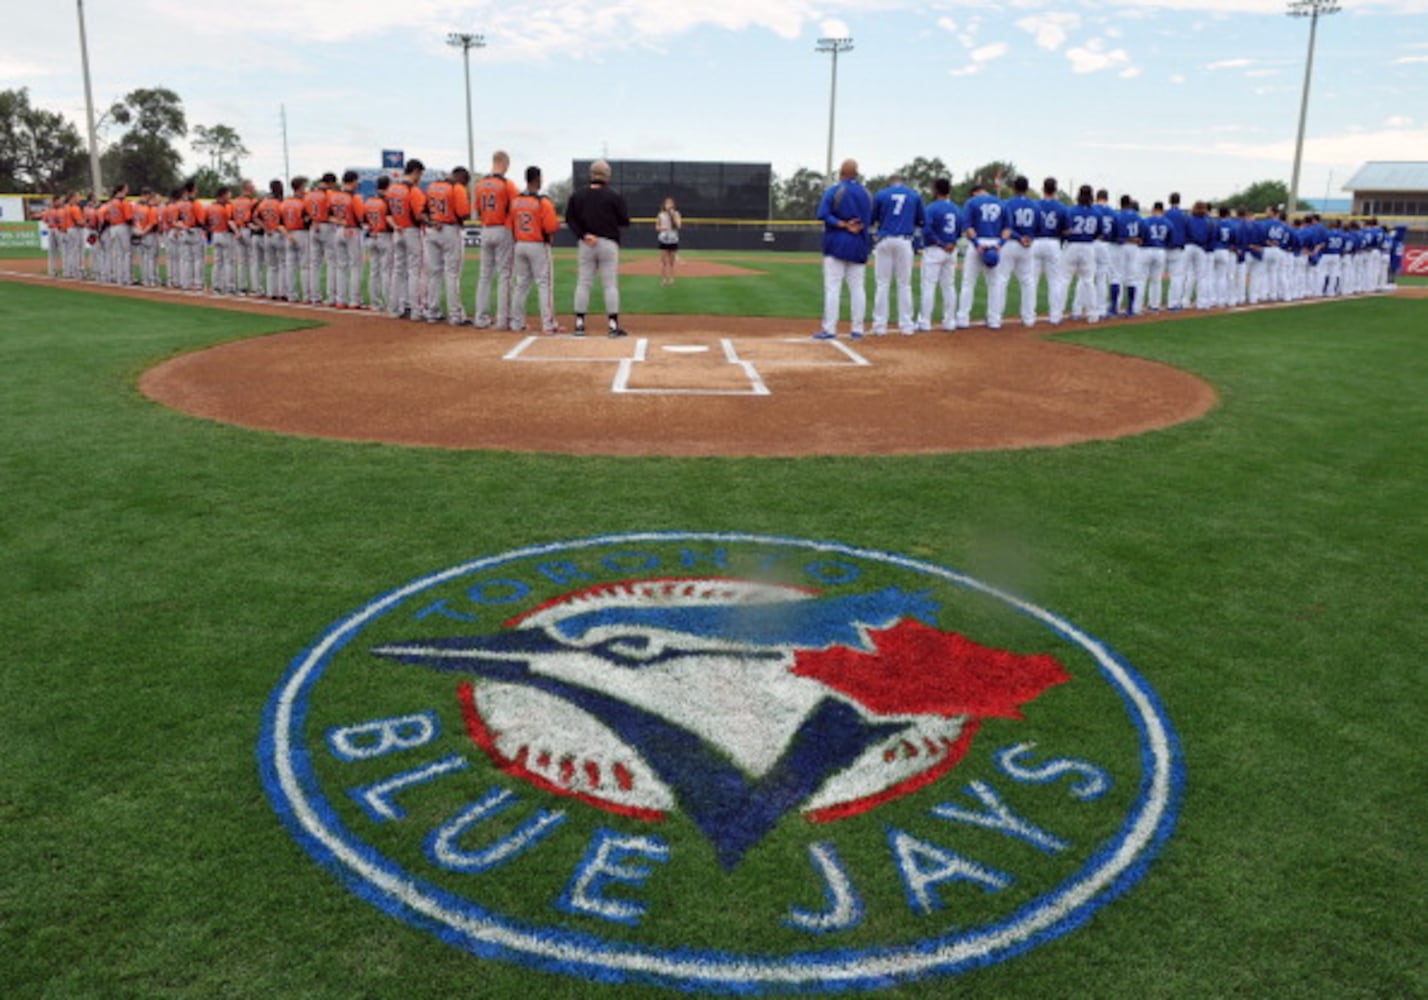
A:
[1,257,1424,999]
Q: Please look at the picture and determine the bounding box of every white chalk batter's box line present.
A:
[502,336,871,397]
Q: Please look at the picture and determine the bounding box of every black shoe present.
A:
[608,327,628,338]
[573,327,586,338]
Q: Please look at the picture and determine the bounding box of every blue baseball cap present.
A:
[981,246,1000,268]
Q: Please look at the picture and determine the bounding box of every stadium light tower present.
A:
[1286,0,1341,216]
[447,32,486,174]
[75,0,103,196]
[816,37,854,183]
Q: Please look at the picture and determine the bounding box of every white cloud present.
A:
[820,18,851,39]
[1015,12,1080,51]
[1384,115,1414,127]
[949,64,983,77]
[1085,121,1428,169]
[1206,58,1254,70]
[1245,68,1281,77]
[1120,66,1143,78]
[1170,73,1187,84]
[1395,54,1428,64]
[1066,38,1134,74]
[0,57,53,81]
[971,42,1010,62]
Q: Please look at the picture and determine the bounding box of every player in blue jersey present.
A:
[1341,222,1363,295]
[1386,223,1408,288]
[814,158,873,340]
[1163,192,1190,310]
[1297,215,1320,299]
[1259,207,1291,303]
[870,172,925,335]
[1283,218,1305,301]
[1233,207,1259,306]
[1091,189,1117,315]
[1360,218,1386,292]
[955,181,1008,329]
[917,178,961,332]
[1209,206,1240,308]
[1112,195,1144,316]
[1141,203,1171,313]
[1032,177,1069,325]
[1320,219,1347,297]
[1183,201,1214,309]
[1062,185,1102,323]
[1000,176,1040,327]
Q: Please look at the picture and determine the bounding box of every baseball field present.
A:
[1,253,1424,999]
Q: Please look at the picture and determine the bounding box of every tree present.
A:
[101,87,187,193]
[0,88,88,192]
[774,167,827,220]
[954,160,1019,203]
[1221,179,1290,212]
[189,166,225,199]
[192,123,248,184]
[546,175,573,207]
[897,156,951,196]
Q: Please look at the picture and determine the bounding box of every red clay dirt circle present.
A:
[4,261,1218,457]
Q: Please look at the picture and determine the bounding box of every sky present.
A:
[5,0,1427,206]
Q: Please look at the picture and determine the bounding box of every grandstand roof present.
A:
[1342,162,1428,192]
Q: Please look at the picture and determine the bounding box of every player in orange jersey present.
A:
[44,196,65,277]
[175,180,206,291]
[362,175,395,312]
[422,166,472,324]
[230,181,259,295]
[131,189,162,287]
[508,165,563,334]
[281,177,312,302]
[62,193,85,279]
[161,190,182,287]
[99,184,134,285]
[385,159,426,320]
[206,186,237,294]
[254,180,286,299]
[326,171,365,309]
[471,150,521,328]
[80,194,100,280]
[305,173,335,305]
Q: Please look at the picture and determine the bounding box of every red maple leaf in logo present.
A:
[790,619,1071,720]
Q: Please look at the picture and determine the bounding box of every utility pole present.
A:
[447,32,486,173]
[281,104,291,185]
[75,0,103,195]
[815,37,854,184]
[1286,0,1341,216]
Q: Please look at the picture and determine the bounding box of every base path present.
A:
[6,263,1218,457]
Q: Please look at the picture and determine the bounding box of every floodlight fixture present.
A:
[1286,0,1342,215]
[447,32,486,178]
[816,37,855,183]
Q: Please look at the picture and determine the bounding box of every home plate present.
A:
[614,339,769,395]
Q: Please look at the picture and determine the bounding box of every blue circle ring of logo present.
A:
[258,532,1183,993]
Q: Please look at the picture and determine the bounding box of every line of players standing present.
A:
[40,152,563,331]
[819,168,1411,338]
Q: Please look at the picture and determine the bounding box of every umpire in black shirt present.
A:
[565,159,631,337]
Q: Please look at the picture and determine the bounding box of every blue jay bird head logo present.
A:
[260,534,1181,993]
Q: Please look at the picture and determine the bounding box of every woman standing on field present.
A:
[656,196,681,286]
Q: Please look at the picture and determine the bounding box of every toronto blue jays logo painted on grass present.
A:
[259,533,1182,993]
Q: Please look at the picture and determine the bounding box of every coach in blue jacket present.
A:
[814,158,873,340]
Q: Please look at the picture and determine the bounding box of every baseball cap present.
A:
[981,246,1000,268]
